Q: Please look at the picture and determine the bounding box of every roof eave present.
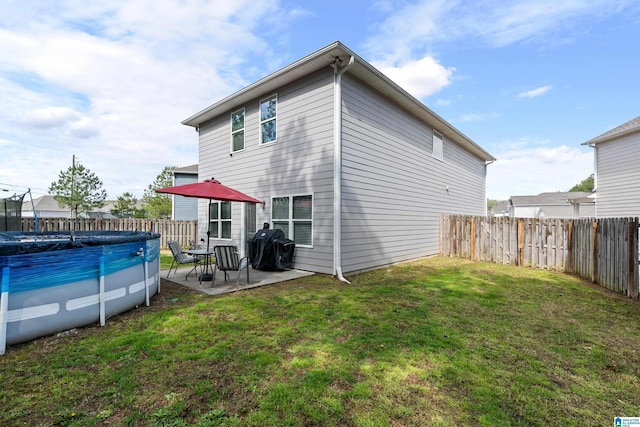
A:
[582,126,639,146]
[182,41,496,162]
[182,41,348,127]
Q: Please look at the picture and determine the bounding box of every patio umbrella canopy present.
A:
[156,178,262,204]
[157,178,262,281]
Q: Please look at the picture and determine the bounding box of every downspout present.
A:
[484,160,495,216]
[586,142,597,216]
[331,55,354,284]
[588,142,598,191]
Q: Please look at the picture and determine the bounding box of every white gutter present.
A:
[331,55,354,284]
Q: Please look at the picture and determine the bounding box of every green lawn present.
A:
[2,257,640,426]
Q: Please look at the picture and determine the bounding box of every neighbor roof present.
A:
[510,192,593,206]
[172,164,198,174]
[182,41,495,162]
[582,115,640,146]
[22,195,66,211]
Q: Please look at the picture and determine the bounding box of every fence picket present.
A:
[20,218,197,249]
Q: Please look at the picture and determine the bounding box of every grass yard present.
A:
[2,257,640,426]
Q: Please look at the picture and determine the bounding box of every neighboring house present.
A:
[488,200,509,217]
[181,41,495,276]
[171,164,198,220]
[508,192,595,218]
[84,201,118,219]
[22,195,133,219]
[22,195,71,218]
[582,115,640,217]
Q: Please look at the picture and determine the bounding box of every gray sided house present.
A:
[182,41,495,276]
[583,115,640,218]
[508,192,594,218]
[171,164,198,220]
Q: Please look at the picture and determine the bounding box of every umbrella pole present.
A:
[206,199,211,251]
[200,199,213,282]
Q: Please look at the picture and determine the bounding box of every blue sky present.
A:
[1,0,639,201]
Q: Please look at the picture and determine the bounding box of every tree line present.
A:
[48,157,177,219]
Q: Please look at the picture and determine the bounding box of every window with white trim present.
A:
[209,202,231,239]
[272,195,312,246]
[433,130,444,161]
[230,108,244,152]
[260,95,277,144]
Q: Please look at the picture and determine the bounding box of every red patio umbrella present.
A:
[156,178,262,281]
[156,178,261,249]
[156,178,262,204]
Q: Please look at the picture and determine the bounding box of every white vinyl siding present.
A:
[197,69,334,272]
[230,108,245,152]
[340,74,486,273]
[594,132,640,217]
[172,173,198,220]
[195,63,489,274]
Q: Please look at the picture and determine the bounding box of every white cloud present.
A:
[361,1,630,103]
[0,0,302,199]
[487,140,594,199]
[374,56,455,99]
[68,117,99,139]
[365,0,632,54]
[518,85,552,99]
[22,106,80,129]
[364,0,456,62]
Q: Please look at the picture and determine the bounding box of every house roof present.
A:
[172,164,198,175]
[510,192,594,206]
[182,41,495,162]
[22,195,66,212]
[582,115,640,146]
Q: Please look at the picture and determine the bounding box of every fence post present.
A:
[635,218,639,299]
[591,220,598,283]
[471,217,476,261]
[517,218,524,267]
[566,220,573,273]
[628,218,638,298]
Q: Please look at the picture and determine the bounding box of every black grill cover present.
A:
[249,228,285,270]
[273,238,295,270]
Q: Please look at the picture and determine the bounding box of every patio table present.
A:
[186,248,215,283]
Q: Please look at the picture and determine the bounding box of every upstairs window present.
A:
[260,95,277,144]
[209,202,231,239]
[272,195,312,246]
[433,130,444,161]
[230,109,245,152]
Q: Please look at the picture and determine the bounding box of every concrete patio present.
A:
[161,264,315,296]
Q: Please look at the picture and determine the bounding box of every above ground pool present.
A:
[0,231,161,354]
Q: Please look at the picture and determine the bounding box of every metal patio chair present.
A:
[167,240,199,280]
[212,245,249,287]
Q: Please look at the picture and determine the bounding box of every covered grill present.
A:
[249,224,295,270]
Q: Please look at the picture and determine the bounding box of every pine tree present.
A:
[48,156,107,218]
[142,166,176,219]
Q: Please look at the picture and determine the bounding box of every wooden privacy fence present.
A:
[19,218,198,249]
[440,215,639,299]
